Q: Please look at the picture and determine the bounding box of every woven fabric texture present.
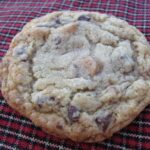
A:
[0,0,150,150]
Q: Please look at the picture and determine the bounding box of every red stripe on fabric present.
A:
[3,136,16,145]
[142,141,150,150]
[126,138,140,149]
[32,145,45,150]
[18,140,31,149]
[0,52,5,57]
[143,114,150,121]
[22,125,35,134]
[9,122,23,131]
[35,130,48,139]
[143,127,150,134]
[0,119,9,126]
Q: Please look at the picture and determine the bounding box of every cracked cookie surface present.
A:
[1,11,150,143]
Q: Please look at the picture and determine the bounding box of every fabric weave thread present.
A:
[0,0,150,149]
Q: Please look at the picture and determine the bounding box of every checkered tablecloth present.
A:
[0,0,150,149]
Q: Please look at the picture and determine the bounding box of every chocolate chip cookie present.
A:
[1,11,150,143]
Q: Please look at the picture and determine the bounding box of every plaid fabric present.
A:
[0,0,150,149]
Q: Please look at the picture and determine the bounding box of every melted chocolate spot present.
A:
[120,55,129,61]
[68,105,80,122]
[78,15,91,21]
[95,112,113,131]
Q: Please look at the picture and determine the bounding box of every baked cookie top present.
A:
[1,11,150,143]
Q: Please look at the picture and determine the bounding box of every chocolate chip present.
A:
[37,95,55,108]
[55,37,62,45]
[15,47,26,56]
[68,105,80,122]
[37,19,61,28]
[55,19,61,24]
[78,15,91,21]
[50,96,55,101]
[73,64,78,69]
[120,55,128,60]
[95,112,113,131]
[37,97,45,108]
[56,124,63,129]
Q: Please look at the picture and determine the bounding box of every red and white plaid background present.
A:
[0,0,150,149]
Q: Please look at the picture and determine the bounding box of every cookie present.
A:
[1,11,150,143]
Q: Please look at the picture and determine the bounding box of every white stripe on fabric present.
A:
[119,132,150,140]
[0,143,16,150]
[102,142,132,150]
[0,128,72,150]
